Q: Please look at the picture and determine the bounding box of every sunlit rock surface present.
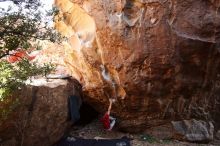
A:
[54,0,220,134]
[0,78,81,146]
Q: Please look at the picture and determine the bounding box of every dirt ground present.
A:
[68,118,220,146]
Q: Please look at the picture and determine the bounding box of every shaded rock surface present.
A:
[0,78,81,146]
[171,119,214,142]
[216,130,220,140]
[54,0,220,135]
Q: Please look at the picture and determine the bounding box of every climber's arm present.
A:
[107,99,112,115]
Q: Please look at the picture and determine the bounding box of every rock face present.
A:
[0,78,81,146]
[216,130,220,140]
[54,0,220,134]
[172,119,214,142]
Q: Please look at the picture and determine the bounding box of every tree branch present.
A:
[0,51,9,59]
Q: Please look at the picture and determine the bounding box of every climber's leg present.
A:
[108,116,116,130]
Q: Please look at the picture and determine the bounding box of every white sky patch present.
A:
[42,0,54,9]
[0,0,55,26]
[40,0,54,26]
[41,0,54,14]
[0,0,54,15]
[0,1,18,12]
[0,0,54,10]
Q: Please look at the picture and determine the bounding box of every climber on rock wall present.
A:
[100,98,116,131]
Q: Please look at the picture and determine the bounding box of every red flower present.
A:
[7,50,36,63]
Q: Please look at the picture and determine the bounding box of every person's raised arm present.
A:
[107,99,113,115]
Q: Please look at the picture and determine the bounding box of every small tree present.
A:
[0,0,60,115]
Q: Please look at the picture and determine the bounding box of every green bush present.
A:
[0,0,59,120]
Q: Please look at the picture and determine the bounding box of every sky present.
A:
[0,0,55,25]
[0,0,54,12]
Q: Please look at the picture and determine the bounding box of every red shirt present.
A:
[100,113,110,129]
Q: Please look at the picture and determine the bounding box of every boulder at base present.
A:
[0,78,82,146]
[171,119,214,142]
[216,130,220,140]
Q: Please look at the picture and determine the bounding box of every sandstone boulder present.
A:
[54,0,220,133]
[171,119,214,142]
[216,130,220,140]
[0,78,81,146]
